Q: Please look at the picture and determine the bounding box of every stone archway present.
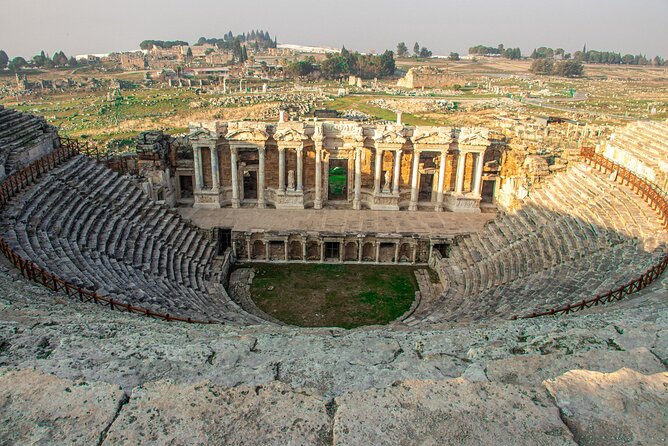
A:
[344,241,358,261]
[288,240,303,260]
[251,240,265,260]
[362,242,375,262]
[398,243,412,263]
[306,241,320,261]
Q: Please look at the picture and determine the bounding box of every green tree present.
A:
[32,50,47,67]
[529,58,554,75]
[553,60,583,77]
[419,47,432,58]
[379,50,396,76]
[396,42,409,58]
[413,42,420,57]
[68,56,78,67]
[8,56,27,72]
[449,52,460,61]
[0,50,10,69]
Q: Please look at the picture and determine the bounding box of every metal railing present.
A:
[514,147,668,319]
[0,138,214,324]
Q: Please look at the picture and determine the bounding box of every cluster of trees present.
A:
[139,40,189,50]
[529,59,584,77]
[195,30,277,50]
[0,49,77,72]
[396,42,432,58]
[469,44,521,59]
[573,49,664,66]
[286,47,396,80]
[531,46,665,66]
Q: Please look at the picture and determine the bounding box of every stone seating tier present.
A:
[1,155,263,325]
[405,162,667,325]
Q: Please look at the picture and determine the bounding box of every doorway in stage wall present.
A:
[419,173,434,201]
[328,159,348,201]
[179,175,193,199]
[243,171,258,199]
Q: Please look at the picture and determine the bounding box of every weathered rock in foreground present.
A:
[105,380,331,446]
[544,368,668,446]
[333,378,576,445]
[0,368,126,446]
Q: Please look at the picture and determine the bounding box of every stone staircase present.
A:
[0,105,58,175]
[405,162,667,325]
[0,155,264,325]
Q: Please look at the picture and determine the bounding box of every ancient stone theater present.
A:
[0,103,667,443]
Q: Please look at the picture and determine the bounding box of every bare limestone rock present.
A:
[105,380,331,445]
[0,367,126,445]
[544,368,668,446]
[486,347,664,386]
[332,378,576,445]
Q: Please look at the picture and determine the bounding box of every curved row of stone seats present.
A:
[0,155,264,325]
[406,162,667,325]
[608,121,668,168]
[0,105,58,174]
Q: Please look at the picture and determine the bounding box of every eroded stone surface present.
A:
[544,368,668,446]
[333,378,576,445]
[487,347,664,386]
[105,380,331,446]
[0,367,126,445]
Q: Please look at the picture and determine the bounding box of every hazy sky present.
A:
[1,0,667,58]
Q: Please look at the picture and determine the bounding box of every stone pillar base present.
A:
[314,200,323,210]
[408,202,418,211]
[275,190,305,209]
[352,199,361,210]
[443,193,481,213]
[194,190,224,209]
[370,193,400,211]
[231,198,240,209]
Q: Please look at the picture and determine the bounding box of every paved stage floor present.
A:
[178,207,497,236]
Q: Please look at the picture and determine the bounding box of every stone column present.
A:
[284,240,288,261]
[314,145,323,209]
[210,146,220,191]
[353,148,362,210]
[375,242,380,263]
[245,236,251,262]
[296,146,304,191]
[265,241,270,261]
[394,242,400,264]
[392,150,402,194]
[455,151,466,194]
[472,152,485,196]
[230,147,240,208]
[320,241,325,262]
[257,146,266,208]
[373,148,383,195]
[194,147,204,191]
[302,238,307,260]
[339,241,344,262]
[409,150,421,211]
[278,146,286,192]
[411,243,417,264]
[435,150,447,211]
[357,239,363,263]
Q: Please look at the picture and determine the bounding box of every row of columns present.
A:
[244,237,420,264]
[195,145,485,210]
[277,146,305,192]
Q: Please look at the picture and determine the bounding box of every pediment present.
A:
[225,129,269,141]
[458,128,491,146]
[412,129,453,145]
[273,128,308,142]
[189,128,216,142]
[374,130,407,145]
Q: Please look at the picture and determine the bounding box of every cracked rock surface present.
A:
[0,259,667,444]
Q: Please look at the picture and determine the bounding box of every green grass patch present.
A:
[249,263,420,329]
